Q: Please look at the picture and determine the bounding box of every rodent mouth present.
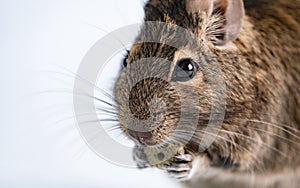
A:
[127,129,158,146]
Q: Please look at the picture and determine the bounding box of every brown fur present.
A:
[115,0,300,187]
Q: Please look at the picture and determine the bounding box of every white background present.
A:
[0,0,181,187]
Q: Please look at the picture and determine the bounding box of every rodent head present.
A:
[114,0,300,173]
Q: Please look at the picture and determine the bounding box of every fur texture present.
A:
[114,0,300,187]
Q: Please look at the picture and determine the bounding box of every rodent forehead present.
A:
[125,42,177,82]
[128,43,177,62]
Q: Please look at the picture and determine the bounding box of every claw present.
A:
[174,154,193,162]
[164,162,191,171]
[168,171,191,181]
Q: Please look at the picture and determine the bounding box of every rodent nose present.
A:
[128,130,153,145]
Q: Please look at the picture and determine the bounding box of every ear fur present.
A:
[186,0,245,46]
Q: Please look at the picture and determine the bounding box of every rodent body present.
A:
[114,0,300,187]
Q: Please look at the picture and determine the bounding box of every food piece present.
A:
[143,144,185,168]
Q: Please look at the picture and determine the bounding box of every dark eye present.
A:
[172,58,197,81]
[122,51,129,68]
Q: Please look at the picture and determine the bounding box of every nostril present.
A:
[127,129,153,144]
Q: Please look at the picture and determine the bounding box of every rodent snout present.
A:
[118,77,180,146]
[126,78,169,145]
[128,78,169,121]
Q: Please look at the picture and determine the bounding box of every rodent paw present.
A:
[132,146,150,169]
[163,154,193,181]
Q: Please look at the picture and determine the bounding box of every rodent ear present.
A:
[186,0,245,46]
